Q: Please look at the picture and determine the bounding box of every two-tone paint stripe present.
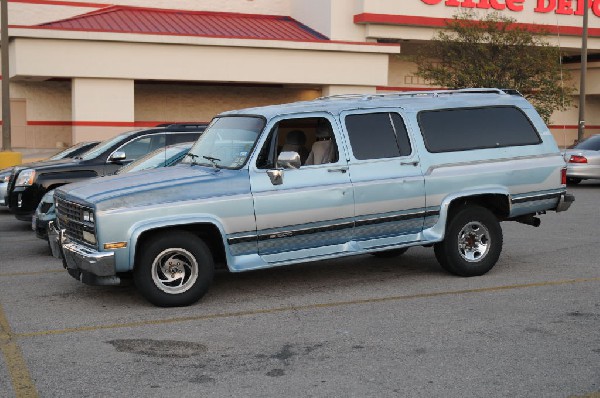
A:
[227,209,438,246]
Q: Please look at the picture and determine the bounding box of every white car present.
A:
[564,134,600,184]
[0,168,11,206]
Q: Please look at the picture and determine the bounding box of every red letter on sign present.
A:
[556,0,574,14]
[445,0,461,6]
[460,0,478,7]
[421,0,443,4]
[506,0,525,11]
[490,0,507,10]
[593,0,600,17]
[476,0,492,8]
[535,0,556,12]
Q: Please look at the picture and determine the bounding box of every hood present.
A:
[56,164,251,211]
[17,158,76,171]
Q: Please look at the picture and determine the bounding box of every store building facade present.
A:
[1,0,599,150]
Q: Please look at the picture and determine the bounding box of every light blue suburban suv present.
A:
[51,89,574,307]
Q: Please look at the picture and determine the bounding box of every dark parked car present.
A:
[33,142,194,244]
[47,141,100,160]
[2,141,99,207]
[7,124,206,221]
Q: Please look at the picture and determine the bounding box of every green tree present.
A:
[414,12,573,123]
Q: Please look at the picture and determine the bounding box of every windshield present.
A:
[79,130,142,161]
[48,142,96,160]
[574,135,600,151]
[181,116,265,169]
[117,144,192,174]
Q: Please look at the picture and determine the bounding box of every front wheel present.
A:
[134,231,214,307]
[434,205,503,277]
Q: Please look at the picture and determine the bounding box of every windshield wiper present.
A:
[185,153,200,165]
[203,156,222,170]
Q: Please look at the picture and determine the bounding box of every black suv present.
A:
[7,123,206,221]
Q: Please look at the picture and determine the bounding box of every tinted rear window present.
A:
[345,112,412,160]
[418,107,541,153]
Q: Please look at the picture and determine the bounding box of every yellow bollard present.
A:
[0,151,22,168]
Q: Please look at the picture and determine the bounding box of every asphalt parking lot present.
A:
[0,183,599,398]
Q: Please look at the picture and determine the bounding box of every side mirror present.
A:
[108,151,127,163]
[266,151,301,186]
[276,151,301,170]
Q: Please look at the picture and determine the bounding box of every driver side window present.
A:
[116,134,165,162]
[256,117,338,169]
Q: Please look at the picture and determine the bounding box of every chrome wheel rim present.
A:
[457,221,490,262]
[151,248,198,294]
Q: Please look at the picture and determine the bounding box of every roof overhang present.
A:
[7,28,400,87]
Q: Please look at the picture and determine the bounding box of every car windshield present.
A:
[573,135,600,151]
[181,116,265,169]
[79,130,142,161]
[117,144,192,174]
[48,142,97,160]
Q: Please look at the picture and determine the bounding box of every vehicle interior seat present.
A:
[305,124,335,165]
[281,129,309,164]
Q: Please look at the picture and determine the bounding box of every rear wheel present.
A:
[566,177,581,185]
[434,205,502,277]
[134,231,214,307]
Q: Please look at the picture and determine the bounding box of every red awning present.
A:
[38,5,330,42]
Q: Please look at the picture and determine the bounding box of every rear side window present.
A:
[345,112,412,160]
[418,107,541,153]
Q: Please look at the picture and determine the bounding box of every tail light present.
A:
[561,167,567,185]
[569,155,588,164]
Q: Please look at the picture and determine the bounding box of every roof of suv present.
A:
[220,89,532,119]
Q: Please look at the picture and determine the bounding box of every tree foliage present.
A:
[414,12,573,123]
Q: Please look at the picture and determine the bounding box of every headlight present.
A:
[82,210,94,223]
[15,169,36,186]
[81,208,96,245]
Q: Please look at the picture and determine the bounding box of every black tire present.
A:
[566,177,581,185]
[134,231,214,307]
[370,248,408,258]
[433,205,503,277]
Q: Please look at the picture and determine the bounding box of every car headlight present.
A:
[82,210,94,223]
[81,208,96,244]
[15,169,36,186]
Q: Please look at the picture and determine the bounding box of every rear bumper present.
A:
[566,164,600,180]
[555,192,575,212]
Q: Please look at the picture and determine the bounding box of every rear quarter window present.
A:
[418,106,542,153]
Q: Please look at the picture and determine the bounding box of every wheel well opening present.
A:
[448,194,510,220]
[135,224,227,268]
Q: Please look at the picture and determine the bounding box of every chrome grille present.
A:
[55,197,94,245]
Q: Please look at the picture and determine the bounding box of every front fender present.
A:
[127,215,231,272]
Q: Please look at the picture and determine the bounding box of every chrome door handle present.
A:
[400,161,419,166]
[328,167,349,173]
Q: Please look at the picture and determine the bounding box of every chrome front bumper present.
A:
[51,223,120,285]
[48,221,63,259]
